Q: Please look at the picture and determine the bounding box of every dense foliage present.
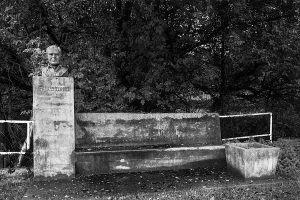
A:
[271,139,300,177]
[0,0,299,138]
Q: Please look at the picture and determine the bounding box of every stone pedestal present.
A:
[33,76,75,178]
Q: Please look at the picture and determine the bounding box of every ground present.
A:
[1,139,300,200]
[0,166,299,200]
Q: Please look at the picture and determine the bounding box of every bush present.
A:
[259,138,300,177]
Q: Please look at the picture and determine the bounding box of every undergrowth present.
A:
[271,139,300,177]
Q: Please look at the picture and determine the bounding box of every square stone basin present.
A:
[225,142,280,179]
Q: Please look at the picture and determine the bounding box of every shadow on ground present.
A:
[19,166,297,200]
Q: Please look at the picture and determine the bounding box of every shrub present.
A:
[270,139,300,177]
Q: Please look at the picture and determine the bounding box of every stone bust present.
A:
[41,45,69,77]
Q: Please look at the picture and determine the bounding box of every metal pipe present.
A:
[0,152,26,155]
[222,134,271,141]
[270,113,273,142]
[219,112,272,118]
[0,120,33,123]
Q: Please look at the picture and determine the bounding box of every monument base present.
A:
[33,76,75,178]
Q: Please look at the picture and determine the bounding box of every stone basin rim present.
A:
[75,145,225,154]
[224,142,280,150]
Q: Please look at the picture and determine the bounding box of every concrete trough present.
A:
[75,145,225,175]
[225,142,280,179]
[75,112,225,175]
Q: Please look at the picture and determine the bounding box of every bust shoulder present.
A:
[58,66,68,76]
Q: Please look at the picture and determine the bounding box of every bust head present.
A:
[46,45,61,67]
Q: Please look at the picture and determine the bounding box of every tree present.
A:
[0,0,299,137]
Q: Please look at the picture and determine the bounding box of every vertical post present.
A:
[33,76,75,179]
[26,122,30,150]
[269,113,273,143]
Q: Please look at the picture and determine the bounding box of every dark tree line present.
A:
[0,0,299,138]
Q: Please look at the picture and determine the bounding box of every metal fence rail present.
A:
[0,120,33,155]
[220,112,273,142]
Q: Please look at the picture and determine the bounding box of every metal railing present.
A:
[0,113,273,154]
[0,120,33,155]
[220,112,273,142]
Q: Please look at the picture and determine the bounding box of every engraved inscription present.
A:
[39,86,70,92]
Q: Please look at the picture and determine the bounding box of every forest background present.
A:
[0,0,299,141]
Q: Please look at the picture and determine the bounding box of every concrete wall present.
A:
[75,113,222,150]
[75,113,224,175]
[76,146,225,175]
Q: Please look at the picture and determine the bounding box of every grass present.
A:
[1,165,298,200]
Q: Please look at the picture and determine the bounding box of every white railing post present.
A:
[270,113,273,142]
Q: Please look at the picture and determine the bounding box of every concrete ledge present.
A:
[75,145,225,175]
[76,113,222,148]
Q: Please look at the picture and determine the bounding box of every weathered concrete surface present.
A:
[225,142,280,179]
[76,145,225,175]
[75,113,223,175]
[33,77,75,178]
[75,113,222,149]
